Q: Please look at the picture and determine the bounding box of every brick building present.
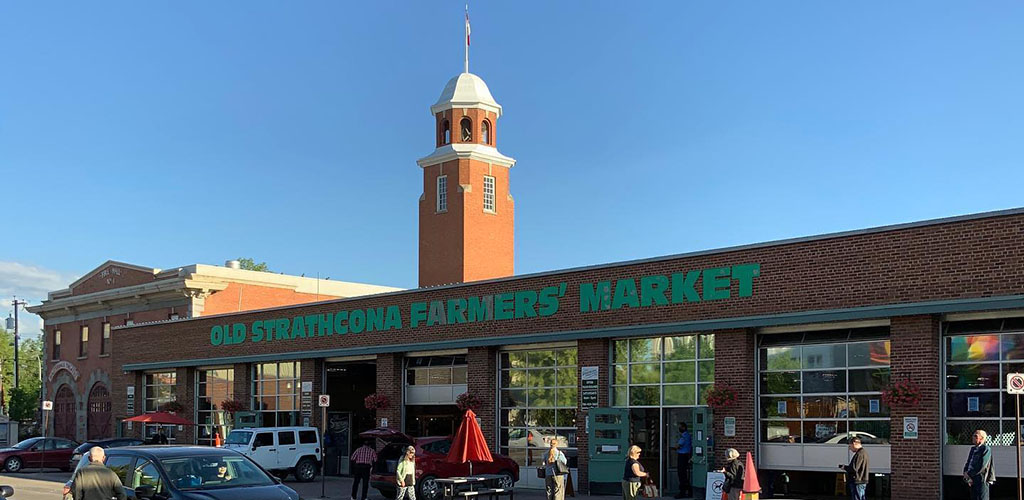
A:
[27,260,400,443]
[93,65,1024,500]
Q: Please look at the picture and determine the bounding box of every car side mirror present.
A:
[0,486,14,498]
[273,476,283,484]
[135,485,156,499]
[252,446,257,452]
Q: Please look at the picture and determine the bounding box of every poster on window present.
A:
[968,397,980,412]
[869,399,880,414]
[777,401,787,415]
[815,423,836,440]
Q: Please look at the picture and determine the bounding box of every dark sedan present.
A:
[68,445,299,500]
[0,437,78,472]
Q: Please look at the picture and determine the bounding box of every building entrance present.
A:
[324,360,376,476]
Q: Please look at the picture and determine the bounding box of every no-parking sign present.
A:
[1007,373,1024,394]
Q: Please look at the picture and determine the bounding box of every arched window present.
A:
[441,120,451,145]
[460,118,472,142]
[482,120,491,145]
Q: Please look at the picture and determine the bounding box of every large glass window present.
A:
[197,368,234,446]
[759,340,891,445]
[144,371,177,442]
[945,331,1024,445]
[253,362,299,427]
[499,347,578,470]
[611,334,715,407]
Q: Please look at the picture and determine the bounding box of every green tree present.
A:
[8,387,36,421]
[0,327,43,416]
[237,258,270,272]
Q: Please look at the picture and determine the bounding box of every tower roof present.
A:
[431,72,502,117]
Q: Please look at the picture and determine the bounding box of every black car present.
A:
[67,446,299,500]
[69,438,146,470]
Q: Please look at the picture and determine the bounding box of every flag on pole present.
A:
[465,7,471,46]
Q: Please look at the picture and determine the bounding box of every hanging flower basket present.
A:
[220,399,246,414]
[882,378,921,408]
[705,385,738,410]
[364,393,390,410]
[456,392,482,412]
[161,400,185,414]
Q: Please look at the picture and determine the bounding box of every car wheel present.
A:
[497,470,515,489]
[295,458,317,482]
[4,456,22,473]
[418,475,441,500]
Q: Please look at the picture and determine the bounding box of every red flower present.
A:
[882,379,921,408]
[705,385,737,410]
[456,392,482,412]
[364,393,390,410]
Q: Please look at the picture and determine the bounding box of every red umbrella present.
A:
[124,412,194,426]
[446,409,493,477]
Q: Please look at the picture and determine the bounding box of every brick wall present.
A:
[177,367,195,443]
[375,353,403,429]
[889,315,941,499]
[468,346,498,445]
[713,329,756,468]
[576,338,610,492]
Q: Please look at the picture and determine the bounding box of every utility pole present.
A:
[9,298,28,389]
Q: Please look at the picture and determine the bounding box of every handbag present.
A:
[537,467,546,479]
[555,460,569,475]
[641,478,658,498]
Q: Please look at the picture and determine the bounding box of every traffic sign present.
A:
[318,395,330,407]
[42,400,53,411]
[1008,373,1024,394]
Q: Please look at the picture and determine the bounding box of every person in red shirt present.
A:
[351,441,379,500]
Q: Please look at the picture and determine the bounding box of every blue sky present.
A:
[1,1,1023,332]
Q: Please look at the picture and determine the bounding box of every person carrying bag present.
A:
[544,440,569,500]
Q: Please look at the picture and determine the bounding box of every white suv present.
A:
[223,427,321,482]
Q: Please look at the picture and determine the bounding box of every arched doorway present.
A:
[87,383,111,439]
[54,385,77,440]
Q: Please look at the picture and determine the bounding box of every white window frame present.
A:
[436,175,448,213]
[483,175,495,213]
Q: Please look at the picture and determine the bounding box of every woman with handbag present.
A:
[396,445,417,500]
[717,448,744,500]
[544,440,569,500]
[623,445,649,500]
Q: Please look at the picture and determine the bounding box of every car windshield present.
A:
[225,431,252,445]
[75,442,100,454]
[12,438,41,450]
[160,455,274,490]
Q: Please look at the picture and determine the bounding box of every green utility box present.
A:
[586,408,630,495]
[691,407,714,490]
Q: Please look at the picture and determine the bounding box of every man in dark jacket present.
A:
[963,429,995,500]
[71,447,127,500]
[839,436,869,500]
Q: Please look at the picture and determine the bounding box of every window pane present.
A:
[529,369,556,388]
[848,341,891,367]
[528,409,555,427]
[947,392,999,417]
[761,397,801,418]
[849,420,890,444]
[452,367,467,384]
[556,349,578,366]
[948,364,1000,390]
[502,409,525,427]
[556,409,577,428]
[948,335,1000,362]
[629,386,660,406]
[428,367,452,385]
[612,387,628,407]
[629,338,661,362]
[664,336,696,361]
[699,334,715,359]
[664,361,695,383]
[803,420,847,444]
[529,351,556,367]
[279,362,295,378]
[502,390,526,408]
[802,344,846,369]
[762,421,801,443]
[614,341,629,364]
[698,360,715,383]
[630,363,660,384]
[557,388,578,407]
[528,389,555,407]
[507,352,528,368]
[556,367,577,387]
[849,368,890,393]
[802,370,846,394]
[946,420,999,445]
[508,370,527,388]
[765,347,801,371]
[614,365,628,385]
[699,384,712,406]
[1004,334,1024,360]
[849,395,889,418]
[664,385,696,406]
[761,372,800,395]
[803,396,847,418]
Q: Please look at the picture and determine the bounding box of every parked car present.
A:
[363,428,519,500]
[66,445,299,500]
[69,437,146,470]
[506,428,567,448]
[0,437,78,472]
[222,426,321,481]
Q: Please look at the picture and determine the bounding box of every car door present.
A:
[22,439,45,469]
[131,459,166,499]
[51,439,77,467]
[251,431,279,469]
[277,431,297,468]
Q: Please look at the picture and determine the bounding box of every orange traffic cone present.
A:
[741,452,761,500]
[214,431,222,447]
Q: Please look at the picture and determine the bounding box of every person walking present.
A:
[351,440,378,500]
[838,436,869,500]
[396,445,417,500]
[718,448,744,500]
[963,429,996,500]
[675,423,692,498]
[70,446,127,500]
[544,440,568,500]
[622,445,648,500]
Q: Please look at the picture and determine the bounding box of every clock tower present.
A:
[417,72,515,287]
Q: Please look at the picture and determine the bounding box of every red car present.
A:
[363,429,519,500]
[0,437,79,472]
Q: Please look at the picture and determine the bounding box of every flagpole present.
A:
[464,3,470,73]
